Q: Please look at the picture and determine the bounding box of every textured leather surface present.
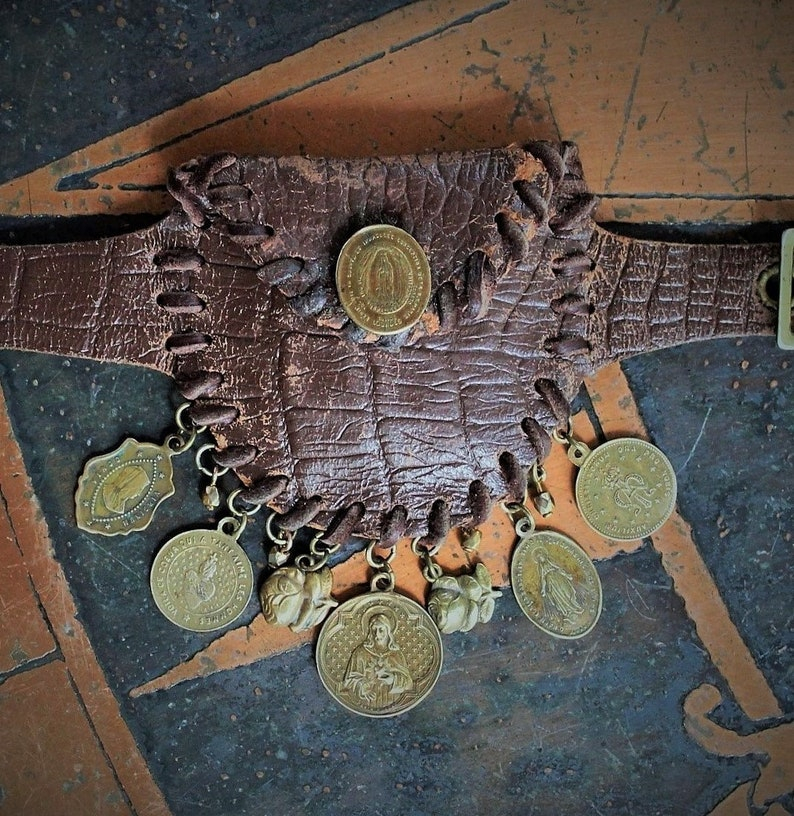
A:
[0,145,779,537]
[587,228,779,367]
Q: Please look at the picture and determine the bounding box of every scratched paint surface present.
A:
[622,339,793,716]
[0,343,788,815]
[0,0,792,813]
[0,0,792,222]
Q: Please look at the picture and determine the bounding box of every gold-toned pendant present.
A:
[75,438,177,535]
[315,540,442,717]
[507,504,602,640]
[414,535,502,635]
[259,516,340,633]
[316,590,443,718]
[335,224,432,335]
[75,404,201,536]
[150,517,254,632]
[559,432,677,541]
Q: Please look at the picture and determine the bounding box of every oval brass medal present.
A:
[150,529,253,632]
[316,592,443,717]
[335,225,432,335]
[511,530,602,639]
[575,438,677,541]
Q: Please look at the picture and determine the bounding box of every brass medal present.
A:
[150,524,253,632]
[316,591,443,718]
[510,517,602,640]
[335,224,432,335]
[75,438,177,536]
[574,438,677,541]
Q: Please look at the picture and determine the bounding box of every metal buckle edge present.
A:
[778,228,794,350]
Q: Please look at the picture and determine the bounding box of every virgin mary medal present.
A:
[507,504,602,639]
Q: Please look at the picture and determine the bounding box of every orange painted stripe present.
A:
[587,364,783,720]
[2,0,791,222]
[0,493,56,672]
[0,390,172,816]
[132,403,638,696]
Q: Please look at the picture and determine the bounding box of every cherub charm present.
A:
[426,562,502,634]
[260,565,338,633]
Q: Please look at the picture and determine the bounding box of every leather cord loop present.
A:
[380,505,409,550]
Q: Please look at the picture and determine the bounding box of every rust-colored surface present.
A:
[0,0,792,223]
[0,660,131,815]
[0,487,55,674]
[0,388,172,816]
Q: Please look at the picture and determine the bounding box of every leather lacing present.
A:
[158,144,595,549]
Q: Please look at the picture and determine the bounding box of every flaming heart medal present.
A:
[315,541,443,718]
[149,491,256,632]
[506,502,602,640]
[335,224,432,335]
[75,403,203,536]
[554,428,677,542]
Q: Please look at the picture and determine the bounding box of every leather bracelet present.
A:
[0,142,780,538]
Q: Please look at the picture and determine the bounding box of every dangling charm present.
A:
[149,489,257,632]
[259,517,339,633]
[196,444,228,511]
[315,540,443,718]
[553,427,677,541]
[414,535,502,635]
[75,403,204,536]
[529,462,555,518]
[506,500,602,640]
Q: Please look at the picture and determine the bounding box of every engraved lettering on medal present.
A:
[575,439,677,541]
[335,225,432,336]
[150,530,253,632]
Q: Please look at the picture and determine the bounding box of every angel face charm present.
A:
[259,564,338,633]
[426,563,502,634]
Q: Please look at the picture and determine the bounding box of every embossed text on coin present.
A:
[150,528,253,632]
[575,438,677,541]
[335,225,432,335]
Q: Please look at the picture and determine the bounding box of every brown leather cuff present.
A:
[0,143,780,538]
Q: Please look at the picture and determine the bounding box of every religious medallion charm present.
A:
[414,535,502,635]
[554,429,677,541]
[506,502,602,640]
[335,224,432,335]
[259,517,339,633]
[75,403,202,536]
[315,541,443,717]
[150,499,255,632]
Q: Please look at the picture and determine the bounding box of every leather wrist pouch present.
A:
[0,141,784,542]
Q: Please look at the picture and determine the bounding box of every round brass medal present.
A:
[335,225,432,335]
[510,530,602,639]
[575,438,677,541]
[316,592,443,717]
[150,529,253,632]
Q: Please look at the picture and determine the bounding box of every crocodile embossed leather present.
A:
[0,143,778,539]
